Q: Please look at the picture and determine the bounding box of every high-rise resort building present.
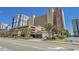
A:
[12,14,29,28]
[32,8,54,27]
[53,8,65,29]
[27,7,65,29]
[72,19,79,37]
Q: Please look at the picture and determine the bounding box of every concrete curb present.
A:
[46,41,79,45]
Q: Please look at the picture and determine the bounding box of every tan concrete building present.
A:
[27,8,54,27]
[27,7,65,29]
[53,8,65,29]
[34,8,54,27]
[34,14,47,27]
[27,15,35,26]
[47,8,54,25]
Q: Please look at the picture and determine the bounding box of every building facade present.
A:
[12,8,65,29]
[53,8,65,29]
[34,14,47,27]
[32,8,54,27]
[0,23,11,32]
[72,19,79,36]
[27,7,65,29]
[12,14,29,28]
[11,7,65,38]
[47,8,54,25]
[27,15,35,26]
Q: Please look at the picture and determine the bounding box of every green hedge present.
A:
[22,36,33,39]
[57,36,65,39]
[52,36,57,40]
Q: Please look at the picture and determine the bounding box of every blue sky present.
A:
[0,7,79,35]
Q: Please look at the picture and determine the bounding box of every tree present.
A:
[58,28,70,37]
[21,28,32,37]
[45,23,54,37]
[10,29,20,37]
[52,26,58,35]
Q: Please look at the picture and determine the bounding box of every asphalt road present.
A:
[0,37,79,51]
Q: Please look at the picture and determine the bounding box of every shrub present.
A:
[52,36,56,40]
[23,36,33,39]
[45,36,57,40]
[57,36,65,39]
[47,37,52,40]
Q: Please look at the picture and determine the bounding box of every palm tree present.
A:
[58,28,70,37]
[64,29,70,37]
[52,26,58,36]
[45,23,54,37]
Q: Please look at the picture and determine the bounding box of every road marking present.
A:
[48,47,65,50]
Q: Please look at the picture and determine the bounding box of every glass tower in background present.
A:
[12,14,29,28]
[72,19,79,36]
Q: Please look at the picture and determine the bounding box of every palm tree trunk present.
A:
[48,30,52,37]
